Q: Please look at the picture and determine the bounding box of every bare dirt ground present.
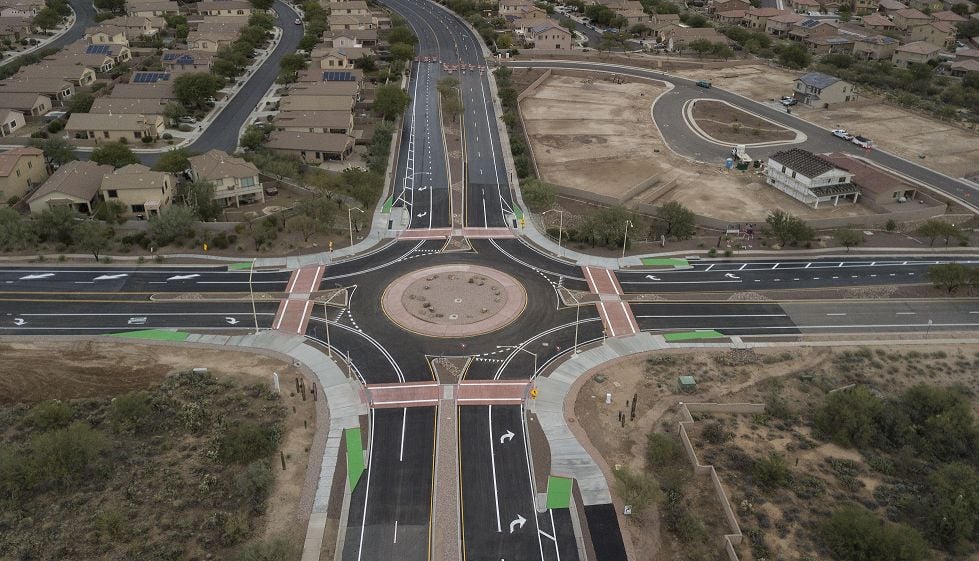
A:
[690,100,796,144]
[670,64,979,179]
[0,339,316,544]
[573,343,979,561]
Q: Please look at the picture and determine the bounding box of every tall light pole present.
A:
[621,219,633,259]
[323,302,332,358]
[348,207,364,248]
[249,258,258,333]
[543,208,564,256]
[498,344,538,377]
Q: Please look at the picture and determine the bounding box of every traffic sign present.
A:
[530,388,538,399]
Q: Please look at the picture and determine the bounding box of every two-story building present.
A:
[877,0,908,15]
[852,34,900,59]
[330,1,369,15]
[198,0,255,16]
[0,92,52,116]
[527,23,573,51]
[708,0,751,14]
[273,110,354,134]
[188,149,264,207]
[100,163,174,218]
[765,13,805,37]
[161,49,214,71]
[18,62,97,85]
[0,0,44,18]
[908,20,956,50]
[329,13,374,31]
[0,146,47,204]
[892,7,932,30]
[859,13,896,31]
[265,131,355,163]
[892,40,942,67]
[793,72,856,106]
[744,7,789,29]
[84,24,130,45]
[0,109,25,136]
[27,161,114,215]
[126,0,179,16]
[766,148,859,208]
[66,113,166,143]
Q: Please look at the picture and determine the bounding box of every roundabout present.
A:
[380,263,527,338]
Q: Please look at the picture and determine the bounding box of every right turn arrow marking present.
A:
[499,430,514,444]
[509,514,527,533]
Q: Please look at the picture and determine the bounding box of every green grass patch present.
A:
[345,428,365,489]
[228,262,253,271]
[382,195,394,213]
[664,330,726,342]
[546,475,573,509]
[107,329,190,342]
[641,258,689,267]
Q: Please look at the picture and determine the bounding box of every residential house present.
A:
[908,20,956,49]
[313,46,373,68]
[0,109,25,136]
[788,18,838,41]
[187,19,244,51]
[27,161,115,215]
[187,149,264,208]
[297,67,364,83]
[97,15,167,41]
[765,12,806,36]
[805,35,856,54]
[266,131,355,163]
[321,29,377,47]
[0,93,52,116]
[950,58,979,75]
[766,148,859,208]
[330,1,369,15]
[499,0,536,17]
[16,62,96,86]
[852,34,900,59]
[892,8,932,30]
[291,79,360,99]
[907,0,943,11]
[851,0,880,16]
[0,147,46,204]
[892,40,942,66]
[650,12,681,25]
[110,81,176,100]
[930,10,967,23]
[512,15,551,34]
[860,13,896,30]
[745,7,790,29]
[0,0,43,18]
[821,152,920,207]
[527,23,573,50]
[198,0,255,16]
[161,49,214,71]
[788,0,822,13]
[84,24,130,45]
[793,71,856,106]
[956,48,979,59]
[90,97,168,116]
[713,9,746,24]
[0,78,74,100]
[274,111,354,134]
[100,164,174,218]
[708,0,750,14]
[65,39,132,63]
[280,95,354,112]
[329,14,374,31]
[66,113,165,143]
[0,16,32,42]
[877,0,908,15]
[126,0,179,16]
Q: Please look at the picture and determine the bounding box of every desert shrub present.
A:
[647,432,684,468]
[109,391,153,433]
[753,453,791,489]
[221,510,252,546]
[702,421,729,444]
[613,468,661,516]
[235,537,301,561]
[93,505,127,542]
[820,506,928,561]
[30,422,109,490]
[236,460,275,511]
[219,421,278,464]
[664,503,708,543]
[27,400,74,430]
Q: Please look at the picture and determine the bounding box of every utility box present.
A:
[678,376,697,392]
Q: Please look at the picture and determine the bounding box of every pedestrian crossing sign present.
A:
[530,388,538,399]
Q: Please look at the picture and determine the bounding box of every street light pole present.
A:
[543,209,564,256]
[348,207,364,248]
[622,219,633,259]
[249,258,258,334]
[324,302,332,358]
[570,291,582,355]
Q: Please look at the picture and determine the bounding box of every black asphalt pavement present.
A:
[507,60,979,208]
[342,407,436,561]
[0,265,290,293]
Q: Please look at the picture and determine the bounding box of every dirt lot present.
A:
[670,64,979,179]
[690,100,796,145]
[0,340,317,550]
[574,343,979,561]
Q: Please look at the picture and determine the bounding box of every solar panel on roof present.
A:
[132,72,171,83]
[323,71,354,81]
[162,52,179,61]
[86,44,110,55]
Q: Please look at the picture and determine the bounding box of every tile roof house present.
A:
[908,20,957,50]
[0,78,75,100]
[766,149,859,208]
[84,24,130,45]
[893,7,933,29]
[0,0,44,17]
[713,9,746,25]
[109,80,176,100]
[0,146,46,204]
[877,0,908,13]
[852,34,900,59]
[188,149,264,207]
[100,163,175,217]
[0,109,25,137]
[708,0,750,14]
[66,113,166,143]
[265,131,355,163]
[280,95,354,112]
[16,62,97,86]
[198,0,255,16]
[27,161,115,215]
[291,79,360,98]
[527,23,573,51]
[329,13,374,31]
[892,40,942,67]
[860,13,896,30]
[161,49,215,71]
[744,7,790,29]
[330,1,369,15]
[94,15,167,41]
[793,72,856,106]
[90,97,168,116]
[126,0,179,16]
[931,10,967,22]
[0,92,52,116]
[273,110,354,134]
[765,12,806,36]
[949,58,979,76]
[0,15,32,41]
[821,152,922,207]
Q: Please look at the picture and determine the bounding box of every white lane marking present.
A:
[826,313,847,316]
[400,407,407,462]
[273,299,290,330]
[394,520,398,544]
[550,509,562,560]
[636,314,787,318]
[489,405,502,533]
[896,312,916,315]
[356,409,376,561]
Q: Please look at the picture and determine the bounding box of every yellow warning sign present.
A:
[530,388,538,399]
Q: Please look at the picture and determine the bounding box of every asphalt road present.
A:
[0,265,291,293]
[342,407,436,561]
[507,60,979,209]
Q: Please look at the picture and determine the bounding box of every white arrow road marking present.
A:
[93,274,128,281]
[417,211,428,218]
[418,186,428,191]
[499,430,514,444]
[167,274,201,281]
[645,275,660,281]
[509,514,527,533]
[13,318,26,326]
[19,273,55,280]
[724,273,740,279]
[225,317,239,325]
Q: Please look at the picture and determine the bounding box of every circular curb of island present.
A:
[380,264,528,338]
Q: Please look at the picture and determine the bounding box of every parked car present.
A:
[294,18,302,24]
[696,79,711,88]
[832,129,852,140]
[178,116,197,124]
[780,97,798,106]
[852,135,873,148]
[263,185,278,196]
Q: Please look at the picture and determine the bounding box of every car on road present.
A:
[779,96,798,106]
[696,79,711,88]
[178,116,197,124]
[832,129,853,140]
[852,135,873,148]
[294,18,302,24]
